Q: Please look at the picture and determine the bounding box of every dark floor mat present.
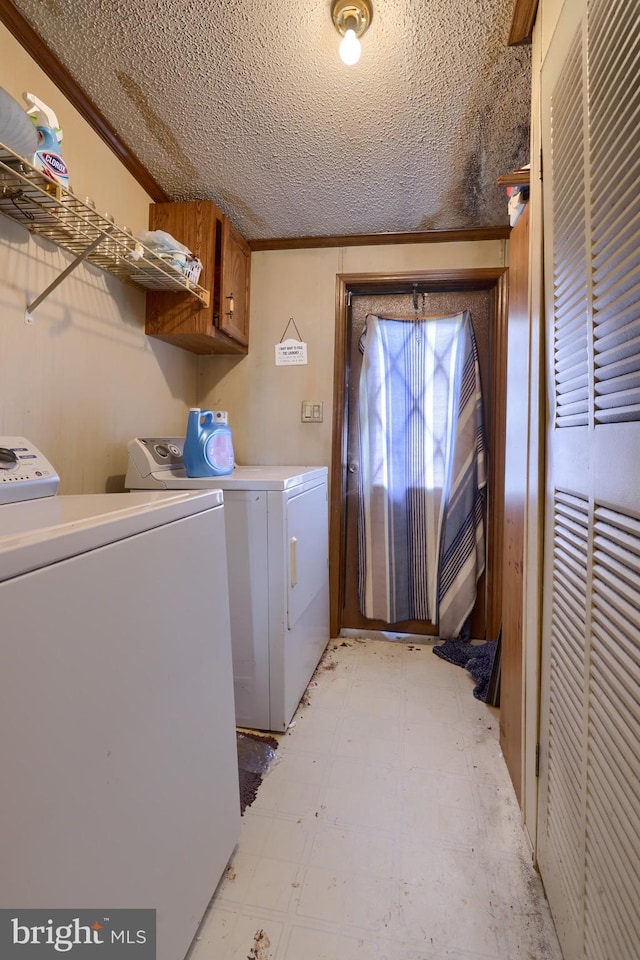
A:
[432,638,498,702]
[237,731,279,815]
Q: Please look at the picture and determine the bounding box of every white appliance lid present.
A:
[0,489,223,582]
[210,465,328,491]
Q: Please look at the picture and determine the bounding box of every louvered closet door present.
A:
[537,1,640,958]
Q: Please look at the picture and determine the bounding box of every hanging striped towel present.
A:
[437,310,487,638]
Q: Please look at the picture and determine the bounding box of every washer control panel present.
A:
[0,437,60,504]
[143,438,185,466]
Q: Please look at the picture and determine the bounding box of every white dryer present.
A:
[126,438,330,731]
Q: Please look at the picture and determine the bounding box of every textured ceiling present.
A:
[8,0,531,241]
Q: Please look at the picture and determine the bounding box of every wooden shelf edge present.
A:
[508,0,538,45]
[497,169,531,187]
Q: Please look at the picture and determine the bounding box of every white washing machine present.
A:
[126,438,330,731]
[0,439,240,960]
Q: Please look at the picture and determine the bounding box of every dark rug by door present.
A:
[237,731,279,815]
[432,638,499,702]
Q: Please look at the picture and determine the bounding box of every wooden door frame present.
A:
[329,268,509,639]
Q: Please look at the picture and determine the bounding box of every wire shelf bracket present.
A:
[24,228,114,324]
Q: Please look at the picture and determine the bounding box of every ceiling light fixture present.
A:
[331,0,372,66]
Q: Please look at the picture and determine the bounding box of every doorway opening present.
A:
[329,268,509,641]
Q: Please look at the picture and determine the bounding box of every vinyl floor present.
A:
[189,636,563,960]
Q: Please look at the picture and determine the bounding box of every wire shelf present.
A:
[0,141,210,305]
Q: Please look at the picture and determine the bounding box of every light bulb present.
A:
[339,28,361,65]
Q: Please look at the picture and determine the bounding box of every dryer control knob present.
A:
[0,447,18,470]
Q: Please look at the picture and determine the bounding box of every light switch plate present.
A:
[301,401,323,422]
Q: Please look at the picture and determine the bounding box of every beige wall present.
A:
[198,240,507,466]
[0,25,198,494]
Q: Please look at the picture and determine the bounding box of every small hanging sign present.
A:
[275,317,308,366]
[276,339,308,365]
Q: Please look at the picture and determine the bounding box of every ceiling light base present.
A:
[331,0,373,38]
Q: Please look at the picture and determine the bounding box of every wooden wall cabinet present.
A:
[145,200,251,355]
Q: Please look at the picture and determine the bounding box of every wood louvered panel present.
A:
[546,491,589,923]
[551,29,590,427]
[586,506,640,959]
[589,0,640,423]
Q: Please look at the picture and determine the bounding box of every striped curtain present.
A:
[357,310,486,638]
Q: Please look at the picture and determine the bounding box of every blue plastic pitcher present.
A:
[183,408,234,478]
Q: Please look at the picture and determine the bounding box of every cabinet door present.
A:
[220,217,250,346]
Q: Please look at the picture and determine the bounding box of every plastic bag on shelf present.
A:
[137,229,192,256]
[137,229,202,282]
